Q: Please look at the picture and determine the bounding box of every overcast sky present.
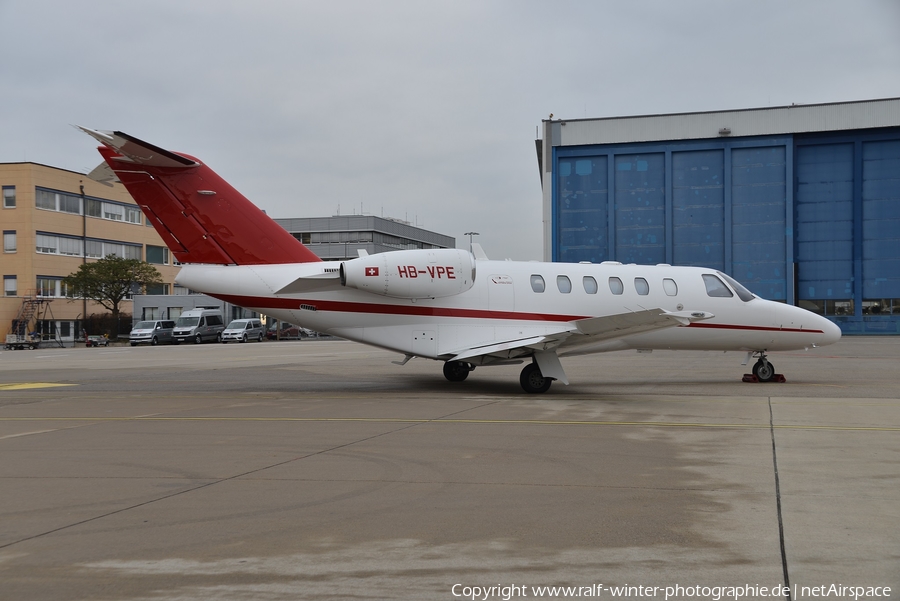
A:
[2,0,899,260]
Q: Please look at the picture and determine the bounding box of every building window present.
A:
[169,307,183,320]
[35,187,142,225]
[608,277,624,295]
[863,299,896,315]
[36,189,57,210]
[103,203,124,221]
[36,277,67,297]
[143,307,160,320]
[530,274,545,293]
[38,232,140,260]
[3,231,15,253]
[125,206,142,224]
[583,276,598,294]
[2,186,14,208]
[85,198,102,217]
[35,233,82,256]
[4,276,16,296]
[557,275,572,293]
[663,278,678,296]
[59,194,81,214]
[145,284,170,295]
[146,245,169,265]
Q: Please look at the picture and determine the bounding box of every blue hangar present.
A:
[538,97,900,335]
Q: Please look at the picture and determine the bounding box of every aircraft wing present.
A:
[447,308,713,365]
[570,308,711,339]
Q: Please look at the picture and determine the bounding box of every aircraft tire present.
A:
[520,363,552,394]
[753,358,776,382]
[443,361,470,382]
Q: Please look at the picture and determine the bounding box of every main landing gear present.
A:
[519,362,553,394]
[443,360,473,382]
[441,359,556,393]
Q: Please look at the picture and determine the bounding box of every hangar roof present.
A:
[546,97,900,146]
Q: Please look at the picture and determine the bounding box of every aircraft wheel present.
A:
[520,362,552,394]
[443,361,470,382]
[753,358,776,382]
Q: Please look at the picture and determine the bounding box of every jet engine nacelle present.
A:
[340,248,476,299]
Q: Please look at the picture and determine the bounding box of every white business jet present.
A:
[80,128,841,393]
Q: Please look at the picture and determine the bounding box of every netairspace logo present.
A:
[450,583,893,600]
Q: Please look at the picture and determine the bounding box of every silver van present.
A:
[173,309,226,344]
[129,320,176,346]
[221,318,265,343]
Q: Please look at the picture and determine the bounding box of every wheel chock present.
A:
[742,374,786,383]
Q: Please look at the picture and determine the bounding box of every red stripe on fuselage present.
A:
[214,294,588,322]
[687,322,825,334]
[211,293,826,334]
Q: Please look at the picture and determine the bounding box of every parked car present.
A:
[265,322,318,340]
[173,309,226,344]
[86,335,109,347]
[221,318,265,343]
[129,320,176,346]
[266,322,301,340]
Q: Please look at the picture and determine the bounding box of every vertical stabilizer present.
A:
[80,128,320,265]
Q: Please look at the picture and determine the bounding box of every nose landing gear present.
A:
[743,351,786,383]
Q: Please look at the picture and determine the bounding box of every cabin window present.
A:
[702,274,733,298]
[557,275,571,293]
[663,278,678,296]
[530,274,545,293]
[608,277,624,295]
[583,276,598,294]
[634,277,649,295]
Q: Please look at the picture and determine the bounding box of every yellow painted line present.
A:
[0,416,896,431]
[0,383,76,391]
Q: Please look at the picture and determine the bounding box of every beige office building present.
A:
[1,162,181,344]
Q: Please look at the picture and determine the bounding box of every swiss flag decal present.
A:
[365,267,379,276]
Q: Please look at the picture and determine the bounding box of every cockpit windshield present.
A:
[718,271,756,302]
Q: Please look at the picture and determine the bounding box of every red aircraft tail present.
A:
[80,128,321,266]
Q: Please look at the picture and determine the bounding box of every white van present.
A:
[129,320,176,346]
[173,309,226,344]
[221,318,265,343]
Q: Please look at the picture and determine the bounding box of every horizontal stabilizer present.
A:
[86,161,118,187]
[77,127,198,168]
